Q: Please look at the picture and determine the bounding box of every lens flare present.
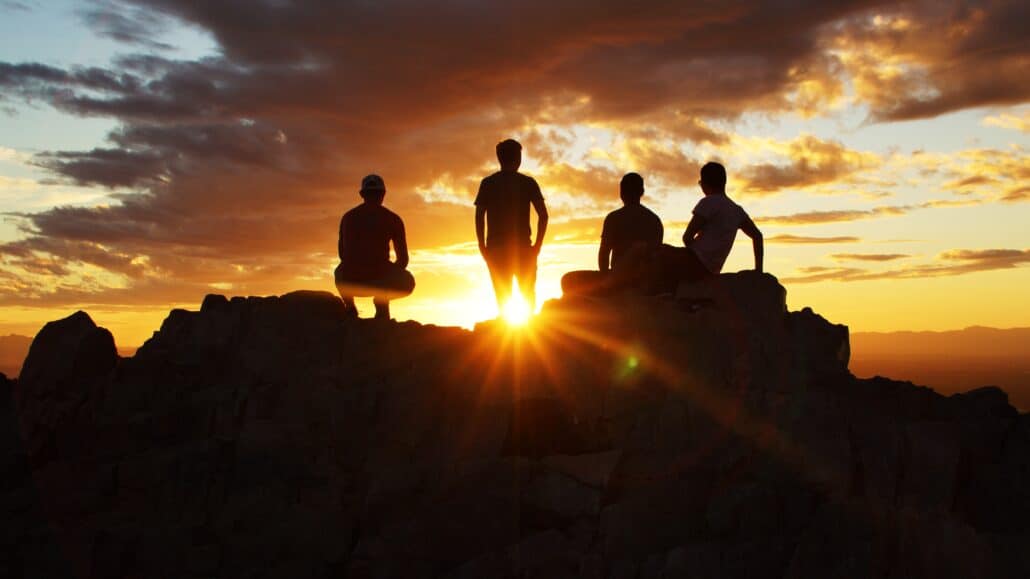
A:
[502,292,531,326]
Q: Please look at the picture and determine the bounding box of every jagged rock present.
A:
[1,274,1028,578]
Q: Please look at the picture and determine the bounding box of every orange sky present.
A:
[0,1,1028,348]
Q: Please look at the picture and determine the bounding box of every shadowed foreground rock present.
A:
[2,273,1028,578]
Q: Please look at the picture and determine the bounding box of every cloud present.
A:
[759,204,910,225]
[1002,186,1030,202]
[767,235,862,244]
[834,1,1030,122]
[831,253,908,261]
[738,135,880,194]
[782,248,1030,283]
[0,0,1024,312]
[983,109,1030,133]
[79,1,175,51]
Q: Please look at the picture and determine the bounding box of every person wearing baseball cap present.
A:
[334,174,415,320]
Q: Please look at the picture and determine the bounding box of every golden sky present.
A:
[0,0,1028,348]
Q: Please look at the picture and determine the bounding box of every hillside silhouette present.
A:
[2,273,1029,578]
[850,327,1030,410]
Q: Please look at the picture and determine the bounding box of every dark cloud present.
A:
[0,1,30,12]
[839,0,1030,121]
[79,1,174,51]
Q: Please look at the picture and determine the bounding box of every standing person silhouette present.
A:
[561,172,664,296]
[334,174,415,320]
[475,139,549,315]
[660,162,763,289]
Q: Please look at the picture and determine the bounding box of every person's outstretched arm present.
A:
[740,215,763,272]
[338,215,347,262]
[682,215,707,246]
[531,197,548,254]
[475,206,487,256]
[393,219,409,270]
[598,238,612,272]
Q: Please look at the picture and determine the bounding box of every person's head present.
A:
[619,172,645,205]
[359,173,386,205]
[496,139,522,172]
[699,162,727,195]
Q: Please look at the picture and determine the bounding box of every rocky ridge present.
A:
[2,272,1028,578]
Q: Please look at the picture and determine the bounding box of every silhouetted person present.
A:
[561,172,664,296]
[475,139,549,314]
[334,174,415,319]
[658,162,763,290]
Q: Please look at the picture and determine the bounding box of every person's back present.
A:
[603,204,664,271]
[477,170,541,248]
[340,203,404,276]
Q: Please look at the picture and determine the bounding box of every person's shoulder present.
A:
[342,204,363,219]
[639,204,662,220]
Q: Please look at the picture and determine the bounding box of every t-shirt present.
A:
[689,194,747,274]
[601,204,664,270]
[474,171,544,247]
[338,203,405,273]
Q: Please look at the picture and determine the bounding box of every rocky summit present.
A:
[2,272,1029,578]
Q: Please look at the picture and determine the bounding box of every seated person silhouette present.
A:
[475,138,549,314]
[334,174,415,320]
[561,172,664,297]
[657,162,763,292]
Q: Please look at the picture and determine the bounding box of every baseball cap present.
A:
[360,174,386,192]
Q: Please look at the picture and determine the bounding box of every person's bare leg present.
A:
[373,297,390,320]
[337,289,359,318]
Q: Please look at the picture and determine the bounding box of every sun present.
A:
[501,291,532,326]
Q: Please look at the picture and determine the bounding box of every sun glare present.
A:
[502,291,532,326]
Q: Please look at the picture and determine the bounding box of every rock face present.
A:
[1,272,1028,578]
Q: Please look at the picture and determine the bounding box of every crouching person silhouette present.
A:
[561,172,663,297]
[657,162,763,291]
[334,174,415,320]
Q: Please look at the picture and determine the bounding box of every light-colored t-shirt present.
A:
[689,194,747,273]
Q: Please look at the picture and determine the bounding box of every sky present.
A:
[0,0,1027,349]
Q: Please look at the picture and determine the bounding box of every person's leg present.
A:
[373,297,390,320]
[517,245,538,312]
[486,247,514,310]
[336,289,359,318]
[561,270,609,297]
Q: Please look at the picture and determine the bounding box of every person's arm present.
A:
[393,218,409,269]
[740,215,764,272]
[337,215,347,262]
[531,196,548,254]
[682,214,707,246]
[475,205,487,256]
[598,238,612,272]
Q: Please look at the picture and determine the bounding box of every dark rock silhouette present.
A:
[2,272,1029,578]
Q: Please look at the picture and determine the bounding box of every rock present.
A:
[0,278,1026,578]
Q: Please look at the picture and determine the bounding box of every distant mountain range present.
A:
[0,335,31,379]
[850,326,1030,410]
